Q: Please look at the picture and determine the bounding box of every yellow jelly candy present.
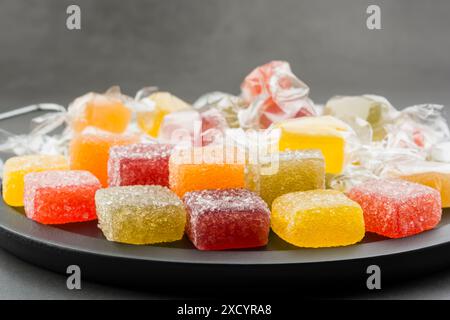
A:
[271,190,365,248]
[137,92,192,137]
[275,116,351,174]
[95,185,186,245]
[2,155,69,206]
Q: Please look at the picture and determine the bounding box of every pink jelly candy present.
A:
[24,170,101,224]
[183,188,270,250]
[108,143,173,187]
[347,179,441,238]
[240,60,316,129]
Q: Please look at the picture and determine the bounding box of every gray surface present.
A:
[1,0,450,299]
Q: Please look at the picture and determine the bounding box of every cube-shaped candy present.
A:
[274,116,352,174]
[137,92,192,137]
[169,146,245,197]
[347,179,442,238]
[24,170,101,224]
[108,143,173,187]
[386,161,450,208]
[95,185,186,245]
[70,129,139,187]
[271,190,365,248]
[183,189,270,250]
[2,155,69,206]
[248,150,325,206]
[68,92,132,133]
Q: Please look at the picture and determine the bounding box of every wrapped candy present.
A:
[384,104,450,152]
[136,91,192,137]
[193,91,247,128]
[324,95,397,141]
[67,86,133,134]
[239,61,316,129]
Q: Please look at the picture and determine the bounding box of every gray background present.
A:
[1,0,450,299]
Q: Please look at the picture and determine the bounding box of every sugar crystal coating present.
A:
[271,190,365,248]
[2,155,69,206]
[108,143,173,187]
[24,170,101,224]
[347,179,442,238]
[183,189,270,250]
[248,150,325,206]
[70,129,139,187]
[95,185,186,245]
[169,146,245,197]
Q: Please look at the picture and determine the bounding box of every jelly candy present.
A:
[239,61,316,129]
[347,179,441,238]
[70,128,139,187]
[137,92,192,137]
[95,185,186,245]
[324,95,396,141]
[183,189,270,250]
[68,87,132,134]
[271,190,365,248]
[2,155,69,206]
[247,150,325,206]
[275,116,353,174]
[193,91,247,128]
[108,143,173,187]
[382,160,450,208]
[24,170,101,224]
[169,146,245,197]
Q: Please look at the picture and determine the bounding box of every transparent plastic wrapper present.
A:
[324,95,397,141]
[157,108,229,147]
[67,86,136,134]
[0,103,70,157]
[239,60,316,129]
[383,104,450,152]
[193,92,247,128]
[431,141,450,162]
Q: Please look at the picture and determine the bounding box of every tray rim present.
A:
[2,201,450,266]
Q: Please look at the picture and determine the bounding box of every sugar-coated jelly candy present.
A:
[108,143,173,187]
[248,150,325,206]
[2,155,69,206]
[24,170,101,224]
[347,179,441,238]
[271,190,365,248]
[183,189,270,250]
[95,185,186,245]
[275,116,351,174]
[68,88,132,134]
[169,146,245,197]
[137,92,192,137]
[70,129,139,187]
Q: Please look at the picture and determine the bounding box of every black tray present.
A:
[1,200,450,289]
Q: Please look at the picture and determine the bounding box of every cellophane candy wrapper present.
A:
[193,92,247,128]
[0,103,70,158]
[383,104,450,153]
[324,95,398,142]
[239,60,316,129]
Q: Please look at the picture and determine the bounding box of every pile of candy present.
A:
[1,60,449,250]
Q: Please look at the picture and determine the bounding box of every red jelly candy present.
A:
[183,188,270,250]
[108,143,173,187]
[347,179,441,238]
[24,170,101,224]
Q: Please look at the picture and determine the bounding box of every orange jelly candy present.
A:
[69,91,132,134]
[70,129,139,186]
[169,146,245,197]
